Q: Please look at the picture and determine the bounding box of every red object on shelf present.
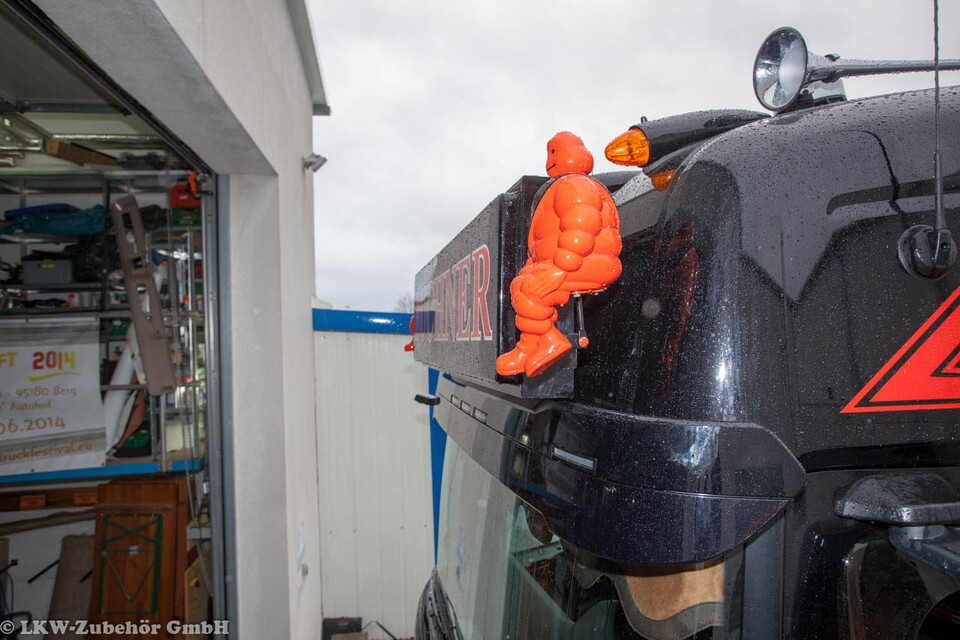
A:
[188,171,201,197]
[170,183,201,208]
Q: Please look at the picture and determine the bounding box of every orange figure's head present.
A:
[546,132,593,178]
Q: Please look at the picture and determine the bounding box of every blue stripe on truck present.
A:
[428,367,446,563]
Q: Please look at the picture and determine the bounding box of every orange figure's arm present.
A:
[527,176,604,298]
[523,263,566,298]
[555,175,604,271]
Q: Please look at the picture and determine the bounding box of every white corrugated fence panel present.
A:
[315,328,433,639]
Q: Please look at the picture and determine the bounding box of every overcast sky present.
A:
[309,0,960,312]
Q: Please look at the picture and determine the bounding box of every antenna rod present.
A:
[934,0,945,232]
[898,0,957,279]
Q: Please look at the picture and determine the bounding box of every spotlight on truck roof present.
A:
[753,27,809,112]
[754,27,960,113]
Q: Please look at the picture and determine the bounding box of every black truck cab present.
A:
[413,28,960,640]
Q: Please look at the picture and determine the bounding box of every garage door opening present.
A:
[0,0,225,632]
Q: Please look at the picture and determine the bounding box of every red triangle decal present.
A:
[935,345,960,376]
[842,285,960,413]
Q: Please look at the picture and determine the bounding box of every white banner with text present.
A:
[0,317,106,475]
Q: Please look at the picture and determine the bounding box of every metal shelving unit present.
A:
[0,169,209,476]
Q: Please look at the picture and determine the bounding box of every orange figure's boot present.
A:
[496,332,538,376]
[524,325,571,377]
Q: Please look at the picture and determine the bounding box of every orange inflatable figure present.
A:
[496,132,622,377]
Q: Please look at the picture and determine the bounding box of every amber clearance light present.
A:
[604,128,650,167]
[651,170,677,192]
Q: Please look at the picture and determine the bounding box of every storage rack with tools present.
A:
[0,169,208,476]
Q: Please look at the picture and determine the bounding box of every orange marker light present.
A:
[404,315,415,352]
[651,170,677,192]
[605,128,650,167]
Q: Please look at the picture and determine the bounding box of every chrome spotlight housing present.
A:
[754,27,810,111]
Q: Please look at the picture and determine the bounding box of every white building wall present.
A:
[149,3,323,637]
[33,1,323,637]
[315,330,434,639]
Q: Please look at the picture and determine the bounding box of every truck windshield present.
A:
[435,438,743,640]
